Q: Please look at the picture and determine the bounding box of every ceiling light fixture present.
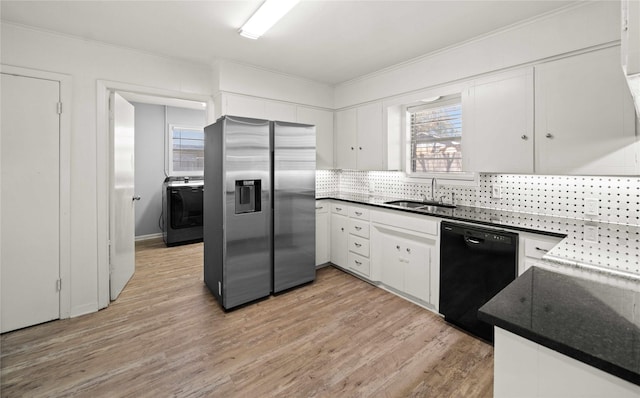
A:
[239,0,300,40]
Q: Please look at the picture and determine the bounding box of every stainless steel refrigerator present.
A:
[203,115,316,310]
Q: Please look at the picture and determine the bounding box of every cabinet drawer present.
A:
[315,201,329,214]
[348,252,370,277]
[524,237,558,259]
[348,234,370,257]
[349,219,370,238]
[331,203,349,216]
[349,206,370,220]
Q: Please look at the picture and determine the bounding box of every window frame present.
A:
[402,94,476,182]
[167,124,205,177]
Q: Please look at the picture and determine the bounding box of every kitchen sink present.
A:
[384,199,456,209]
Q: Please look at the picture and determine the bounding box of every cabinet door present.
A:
[463,70,534,173]
[224,94,266,119]
[535,47,638,175]
[379,234,403,291]
[330,214,348,267]
[297,107,334,169]
[335,108,357,169]
[265,101,296,122]
[356,102,383,170]
[315,206,330,266]
[403,239,431,303]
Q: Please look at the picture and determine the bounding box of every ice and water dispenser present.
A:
[235,179,261,214]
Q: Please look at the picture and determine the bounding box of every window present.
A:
[169,125,204,176]
[406,96,463,176]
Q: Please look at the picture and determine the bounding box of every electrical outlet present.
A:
[491,185,501,199]
[584,225,599,243]
[584,198,599,217]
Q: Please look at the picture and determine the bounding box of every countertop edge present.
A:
[477,308,640,387]
[316,195,567,238]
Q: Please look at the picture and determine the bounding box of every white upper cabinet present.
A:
[335,108,358,169]
[463,68,534,173]
[535,47,639,175]
[297,106,334,169]
[217,93,296,122]
[222,93,266,119]
[265,101,296,122]
[356,102,384,170]
[622,0,640,76]
[335,102,384,170]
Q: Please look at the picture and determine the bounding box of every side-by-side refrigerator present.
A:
[203,115,316,310]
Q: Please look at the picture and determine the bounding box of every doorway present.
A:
[97,81,211,308]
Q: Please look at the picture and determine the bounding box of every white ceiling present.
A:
[1,0,577,85]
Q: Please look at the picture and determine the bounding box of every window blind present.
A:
[408,97,462,174]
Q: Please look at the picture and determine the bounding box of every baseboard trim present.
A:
[135,233,163,242]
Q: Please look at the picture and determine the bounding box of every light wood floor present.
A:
[1,239,493,397]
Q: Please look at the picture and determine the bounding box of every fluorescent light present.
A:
[421,96,442,103]
[239,0,300,40]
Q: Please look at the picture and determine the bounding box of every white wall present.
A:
[1,23,213,316]
[214,60,334,109]
[334,2,621,108]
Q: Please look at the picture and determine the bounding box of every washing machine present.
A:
[162,176,204,246]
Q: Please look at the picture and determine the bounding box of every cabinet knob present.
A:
[406,248,411,254]
[341,227,344,232]
[350,146,354,150]
[359,146,362,150]
[396,245,400,250]
[545,133,553,139]
[521,134,528,140]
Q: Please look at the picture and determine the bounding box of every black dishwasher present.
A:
[439,221,518,342]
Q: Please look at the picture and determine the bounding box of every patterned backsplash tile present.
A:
[316,170,640,227]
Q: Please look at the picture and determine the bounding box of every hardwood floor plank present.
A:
[1,239,493,397]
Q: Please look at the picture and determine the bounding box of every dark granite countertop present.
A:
[478,267,640,386]
[317,192,640,280]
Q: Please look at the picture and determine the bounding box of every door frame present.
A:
[0,64,72,319]
[96,80,213,309]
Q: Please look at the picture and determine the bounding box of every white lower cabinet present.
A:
[330,211,348,268]
[329,202,373,278]
[494,328,640,398]
[315,201,330,266]
[518,232,564,275]
[370,208,439,308]
[347,252,370,277]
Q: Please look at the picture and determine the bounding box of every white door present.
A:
[1,73,60,333]
[109,92,136,300]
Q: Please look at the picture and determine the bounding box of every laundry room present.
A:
[125,95,207,243]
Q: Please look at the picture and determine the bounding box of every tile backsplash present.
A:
[316,170,640,227]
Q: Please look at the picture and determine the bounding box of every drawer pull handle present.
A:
[354,243,362,247]
[354,260,362,265]
[316,206,323,210]
[355,226,362,231]
[336,207,342,211]
[535,247,549,253]
[355,211,363,216]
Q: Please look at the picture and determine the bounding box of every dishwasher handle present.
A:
[465,236,484,245]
